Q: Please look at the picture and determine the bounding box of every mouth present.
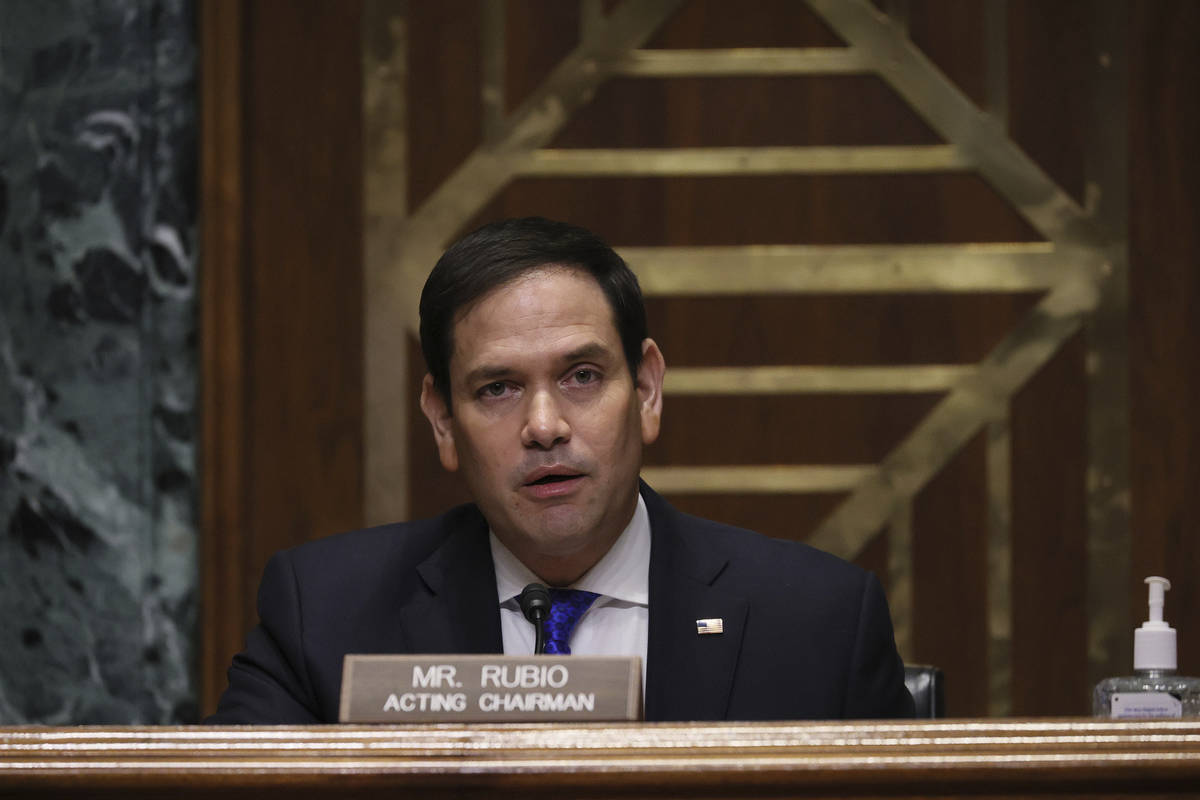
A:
[525,473,581,486]
[521,466,586,498]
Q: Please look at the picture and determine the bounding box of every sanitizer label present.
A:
[1111,692,1183,718]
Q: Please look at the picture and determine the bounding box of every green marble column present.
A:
[0,0,197,723]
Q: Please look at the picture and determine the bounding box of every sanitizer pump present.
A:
[1093,577,1200,718]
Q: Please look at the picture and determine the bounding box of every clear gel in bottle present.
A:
[1093,576,1200,718]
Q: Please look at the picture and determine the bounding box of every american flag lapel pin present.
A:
[696,618,724,635]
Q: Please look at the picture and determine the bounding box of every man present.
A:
[209,217,913,723]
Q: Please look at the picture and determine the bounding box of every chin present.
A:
[532,518,594,548]
[526,516,601,552]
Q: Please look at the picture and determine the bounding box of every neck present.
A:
[502,494,640,587]
[515,529,619,587]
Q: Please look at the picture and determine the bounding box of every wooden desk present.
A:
[3,719,1199,798]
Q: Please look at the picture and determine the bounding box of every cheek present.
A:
[473,422,527,475]
[585,397,642,456]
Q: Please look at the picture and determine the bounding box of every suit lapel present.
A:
[398,512,503,654]
[642,486,748,721]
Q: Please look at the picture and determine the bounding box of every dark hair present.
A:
[419,217,648,402]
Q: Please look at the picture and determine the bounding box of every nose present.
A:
[521,388,570,450]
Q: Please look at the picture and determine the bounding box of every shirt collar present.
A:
[490,492,650,606]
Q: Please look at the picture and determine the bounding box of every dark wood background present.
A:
[200,0,1200,720]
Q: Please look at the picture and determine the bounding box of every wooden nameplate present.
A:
[339,654,641,723]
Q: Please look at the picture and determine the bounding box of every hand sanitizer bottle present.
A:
[1093,576,1200,718]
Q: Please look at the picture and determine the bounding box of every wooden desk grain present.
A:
[2,719,1199,798]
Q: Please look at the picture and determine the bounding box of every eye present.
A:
[479,381,510,398]
[569,368,599,386]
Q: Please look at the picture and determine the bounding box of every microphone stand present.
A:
[519,583,551,655]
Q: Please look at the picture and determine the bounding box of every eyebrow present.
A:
[462,364,513,387]
[460,341,616,388]
[562,341,612,364]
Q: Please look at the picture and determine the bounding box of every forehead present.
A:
[449,267,619,368]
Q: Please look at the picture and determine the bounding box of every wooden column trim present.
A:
[199,0,249,719]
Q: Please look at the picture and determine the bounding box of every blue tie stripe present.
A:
[542,589,599,655]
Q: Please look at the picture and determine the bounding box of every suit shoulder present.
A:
[672,506,868,587]
[643,482,863,581]
[273,503,485,583]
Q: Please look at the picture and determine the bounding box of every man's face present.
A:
[420,266,664,586]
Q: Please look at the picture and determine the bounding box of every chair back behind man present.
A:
[903,664,945,718]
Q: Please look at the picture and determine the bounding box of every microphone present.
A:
[519,583,551,655]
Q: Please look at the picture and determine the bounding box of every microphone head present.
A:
[519,582,551,622]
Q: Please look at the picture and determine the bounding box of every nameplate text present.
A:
[339,655,641,723]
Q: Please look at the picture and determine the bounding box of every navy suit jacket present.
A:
[209,484,913,722]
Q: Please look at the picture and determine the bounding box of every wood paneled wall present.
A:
[1129,0,1200,689]
[200,1,1200,719]
[400,0,1092,719]
[200,0,366,715]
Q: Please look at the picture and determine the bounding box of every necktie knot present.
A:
[543,588,599,655]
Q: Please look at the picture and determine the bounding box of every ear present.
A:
[636,338,665,445]
[419,374,459,472]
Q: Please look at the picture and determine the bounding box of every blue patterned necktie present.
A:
[543,588,599,655]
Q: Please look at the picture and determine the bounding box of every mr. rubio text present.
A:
[413,662,569,690]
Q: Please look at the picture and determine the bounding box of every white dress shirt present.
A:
[490,493,650,688]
